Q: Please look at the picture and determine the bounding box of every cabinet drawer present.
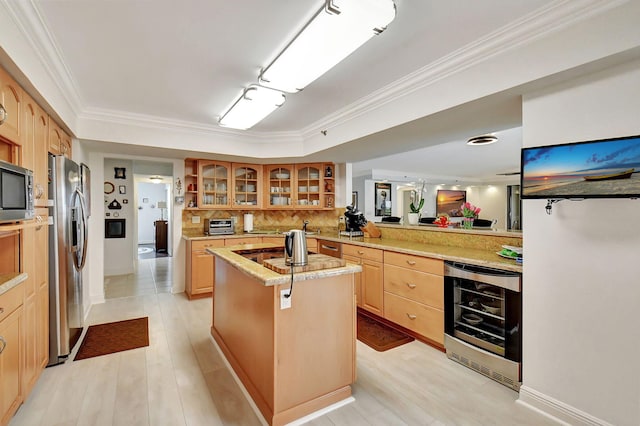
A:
[0,283,23,323]
[191,239,225,252]
[384,251,443,275]
[342,244,383,262]
[224,237,261,247]
[384,292,443,345]
[383,264,443,309]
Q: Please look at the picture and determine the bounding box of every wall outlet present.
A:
[192,216,200,224]
[280,289,292,310]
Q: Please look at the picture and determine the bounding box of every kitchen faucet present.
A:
[302,220,309,232]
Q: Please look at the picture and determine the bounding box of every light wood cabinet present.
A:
[185,160,335,211]
[21,93,49,206]
[184,158,199,209]
[199,160,231,209]
[0,67,22,145]
[21,208,49,395]
[48,118,71,158]
[295,164,322,208]
[185,239,224,299]
[232,164,262,208]
[0,283,24,426]
[342,244,384,315]
[264,164,294,209]
[383,251,444,345]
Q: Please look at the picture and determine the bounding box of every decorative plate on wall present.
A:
[104,182,115,194]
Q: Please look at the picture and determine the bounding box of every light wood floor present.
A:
[10,257,559,426]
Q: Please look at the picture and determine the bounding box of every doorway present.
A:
[135,175,173,259]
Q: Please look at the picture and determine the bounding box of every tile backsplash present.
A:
[182,209,344,234]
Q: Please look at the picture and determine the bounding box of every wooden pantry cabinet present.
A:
[342,244,383,316]
[21,209,49,396]
[383,251,444,346]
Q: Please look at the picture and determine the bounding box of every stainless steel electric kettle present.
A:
[284,230,308,266]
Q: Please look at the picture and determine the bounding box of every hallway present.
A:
[104,256,173,299]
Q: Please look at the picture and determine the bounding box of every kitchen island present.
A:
[208,243,361,426]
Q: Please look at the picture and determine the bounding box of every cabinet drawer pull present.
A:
[406,283,416,289]
[0,307,4,314]
[0,336,6,354]
[406,260,416,266]
[406,313,417,320]
[357,250,364,255]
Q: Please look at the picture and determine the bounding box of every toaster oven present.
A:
[204,218,234,235]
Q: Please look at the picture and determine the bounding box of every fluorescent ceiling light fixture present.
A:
[259,0,396,93]
[149,176,163,183]
[218,85,286,130]
[467,134,498,146]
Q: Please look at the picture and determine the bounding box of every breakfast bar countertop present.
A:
[207,243,362,286]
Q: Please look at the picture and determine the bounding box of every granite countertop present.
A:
[184,230,522,273]
[208,243,362,286]
[0,272,28,296]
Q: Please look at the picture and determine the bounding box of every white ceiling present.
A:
[4,0,632,184]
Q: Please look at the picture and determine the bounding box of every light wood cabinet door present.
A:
[186,239,224,299]
[199,160,231,209]
[21,209,48,394]
[0,67,22,145]
[48,118,63,155]
[342,243,384,315]
[21,95,49,206]
[0,304,23,426]
[361,260,384,316]
[232,164,262,208]
[383,264,444,310]
[295,164,322,208]
[264,164,294,209]
[343,254,362,308]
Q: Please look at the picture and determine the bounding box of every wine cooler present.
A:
[444,261,522,391]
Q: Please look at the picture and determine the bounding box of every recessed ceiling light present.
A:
[467,134,498,146]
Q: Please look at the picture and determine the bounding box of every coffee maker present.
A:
[343,205,367,236]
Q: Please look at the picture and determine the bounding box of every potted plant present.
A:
[407,181,425,225]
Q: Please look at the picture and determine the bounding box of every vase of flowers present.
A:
[461,202,481,229]
[408,180,425,225]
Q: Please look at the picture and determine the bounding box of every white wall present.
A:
[137,181,168,244]
[519,59,640,426]
[103,158,135,276]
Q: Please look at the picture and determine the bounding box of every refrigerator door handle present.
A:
[72,187,89,270]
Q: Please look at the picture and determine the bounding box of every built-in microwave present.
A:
[0,159,35,223]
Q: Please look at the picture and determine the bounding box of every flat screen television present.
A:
[521,134,640,199]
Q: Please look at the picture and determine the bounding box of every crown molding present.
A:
[299,0,628,140]
[79,107,304,144]
[4,0,628,149]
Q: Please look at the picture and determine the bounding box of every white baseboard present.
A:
[518,386,613,426]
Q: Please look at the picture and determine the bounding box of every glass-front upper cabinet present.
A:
[295,164,322,208]
[232,164,262,208]
[199,160,231,208]
[264,165,293,209]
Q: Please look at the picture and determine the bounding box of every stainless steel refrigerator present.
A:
[47,154,90,366]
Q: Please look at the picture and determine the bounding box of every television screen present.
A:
[436,190,466,216]
[521,135,640,199]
